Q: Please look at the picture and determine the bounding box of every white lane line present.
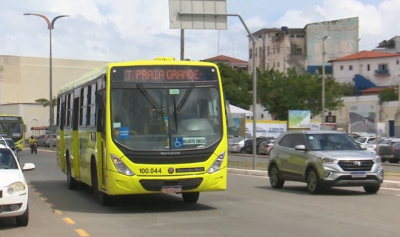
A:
[230,173,269,179]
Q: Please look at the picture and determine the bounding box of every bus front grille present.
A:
[139,178,203,192]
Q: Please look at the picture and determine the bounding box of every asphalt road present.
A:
[228,153,400,173]
[1,150,400,236]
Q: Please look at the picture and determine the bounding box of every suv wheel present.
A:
[364,185,380,194]
[269,165,285,189]
[307,168,321,194]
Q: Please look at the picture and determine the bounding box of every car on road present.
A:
[228,137,246,153]
[379,138,400,163]
[35,134,56,148]
[0,136,19,162]
[0,144,35,226]
[268,130,383,194]
[258,139,275,155]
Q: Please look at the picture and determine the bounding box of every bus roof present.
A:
[57,59,218,95]
[0,115,22,117]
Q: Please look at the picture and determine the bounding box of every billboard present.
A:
[288,110,311,129]
[348,103,376,134]
[245,121,287,138]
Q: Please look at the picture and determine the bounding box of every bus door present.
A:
[96,78,106,188]
[72,89,81,181]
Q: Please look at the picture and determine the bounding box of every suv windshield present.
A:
[0,149,17,169]
[307,134,361,151]
[111,87,222,151]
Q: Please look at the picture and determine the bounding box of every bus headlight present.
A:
[110,154,135,176]
[207,151,226,174]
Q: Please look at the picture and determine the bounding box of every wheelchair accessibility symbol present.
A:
[174,137,183,148]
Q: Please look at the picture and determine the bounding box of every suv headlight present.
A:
[317,156,338,164]
[207,151,226,174]
[7,182,26,195]
[110,154,134,176]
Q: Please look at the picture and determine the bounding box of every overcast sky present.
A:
[0,0,398,62]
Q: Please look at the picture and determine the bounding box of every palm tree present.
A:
[35,97,57,107]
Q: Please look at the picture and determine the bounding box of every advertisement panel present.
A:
[349,103,376,133]
[245,121,287,138]
[288,110,311,129]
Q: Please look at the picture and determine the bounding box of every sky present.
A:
[0,0,399,63]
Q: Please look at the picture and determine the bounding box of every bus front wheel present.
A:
[91,161,112,206]
[182,192,199,204]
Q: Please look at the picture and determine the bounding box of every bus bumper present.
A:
[105,167,227,195]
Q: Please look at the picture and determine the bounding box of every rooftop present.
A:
[329,50,400,62]
[204,55,248,64]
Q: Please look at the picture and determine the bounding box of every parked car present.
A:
[228,137,246,153]
[258,140,275,155]
[36,134,56,148]
[0,143,35,226]
[268,130,383,194]
[379,138,400,163]
[242,137,275,154]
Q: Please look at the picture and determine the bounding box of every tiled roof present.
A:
[361,86,397,93]
[249,28,304,37]
[329,50,400,62]
[204,55,248,64]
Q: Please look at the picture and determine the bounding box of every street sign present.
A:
[168,0,228,30]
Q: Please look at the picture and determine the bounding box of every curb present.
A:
[227,168,400,189]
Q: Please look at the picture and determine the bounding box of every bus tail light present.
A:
[207,151,226,174]
[110,154,135,176]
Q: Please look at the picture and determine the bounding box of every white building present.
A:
[330,50,400,87]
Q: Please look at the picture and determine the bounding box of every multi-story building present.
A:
[248,17,359,74]
[373,36,400,53]
[329,50,400,95]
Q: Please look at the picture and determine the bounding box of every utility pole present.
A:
[180,29,185,60]
[317,36,330,130]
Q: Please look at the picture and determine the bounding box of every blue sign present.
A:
[119,127,129,140]
[173,137,183,148]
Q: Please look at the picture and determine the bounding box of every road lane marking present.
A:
[41,197,48,201]
[35,192,42,196]
[230,173,269,179]
[46,203,55,208]
[75,229,90,237]
[63,217,75,225]
[54,210,63,214]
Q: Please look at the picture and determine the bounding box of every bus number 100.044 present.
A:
[139,168,162,174]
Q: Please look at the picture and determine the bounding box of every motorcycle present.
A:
[31,142,37,154]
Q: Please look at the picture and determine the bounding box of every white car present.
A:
[0,144,35,226]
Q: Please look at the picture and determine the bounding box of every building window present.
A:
[340,65,343,70]
[268,33,270,38]
[277,62,280,67]
[267,46,270,55]
[349,65,353,70]
[267,63,270,69]
[397,60,399,65]
[249,49,252,58]
[296,48,302,55]
[296,34,305,38]
[290,34,295,38]
[259,47,262,57]
[273,47,275,54]
[273,62,275,68]
[277,46,280,54]
[261,114,264,119]
[255,48,257,57]
[259,35,262,39]
[367,64,370,71]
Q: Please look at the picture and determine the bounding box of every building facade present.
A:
[248,17,359,74]
[203,55,248,72]
[0,55,109,137]
[330,51,400,94]
[373,36,400,53]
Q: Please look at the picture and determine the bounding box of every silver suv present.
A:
[268,130,383,194]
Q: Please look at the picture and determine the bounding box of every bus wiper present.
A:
[137,84,163,114]
[176,84,195,114]
[174,98,178,132]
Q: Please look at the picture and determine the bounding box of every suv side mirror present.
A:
[294,145,306,151]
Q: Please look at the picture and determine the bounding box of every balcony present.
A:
[374,69,390,76]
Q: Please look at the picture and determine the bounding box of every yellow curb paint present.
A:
[54,210,63,214]
[63,217,75,225]
[75,229,90,237]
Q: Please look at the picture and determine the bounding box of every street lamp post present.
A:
[24,13,69,148]
[316,36,330,130]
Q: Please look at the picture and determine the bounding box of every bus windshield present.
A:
[111,86,222,151]
[0,121,23,140]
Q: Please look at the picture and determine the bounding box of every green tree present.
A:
[337,82,355,96]
[378,88,398,104]
[35,97,57,108]
[217,63,252,109]
[257,68,344,120]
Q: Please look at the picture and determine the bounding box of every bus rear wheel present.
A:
[182,192,199,204]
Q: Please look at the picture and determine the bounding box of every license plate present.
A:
[162,186,182,193]
[351,172,367,178]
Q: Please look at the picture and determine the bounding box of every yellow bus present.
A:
[0,115,25,151]
[56,57,230,205]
